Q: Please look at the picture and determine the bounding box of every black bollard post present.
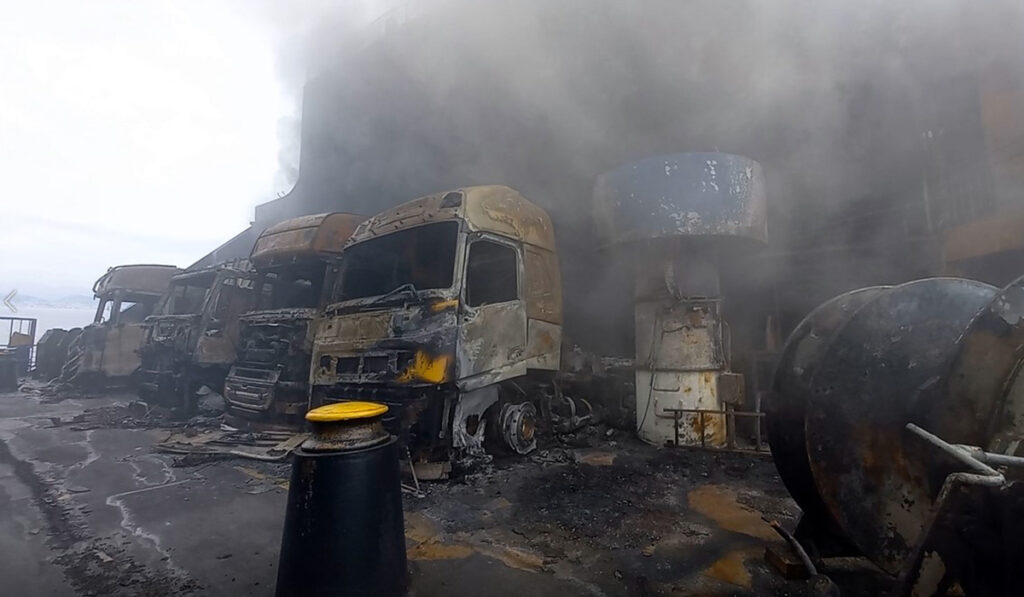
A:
[276,401,407,597]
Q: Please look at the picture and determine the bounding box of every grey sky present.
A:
[0,1,387,298]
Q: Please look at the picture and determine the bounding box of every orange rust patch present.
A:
[430,298,459,312]
[407,542,475,561]
[405,512,544,572]
[404,512,441,544]
[688,485,779,541]
[490,496,513,509]
[408,540,544,573]
[702,548,758,588]
[689,411,727,446]
[477,544,544,572]
[576,450,617,466]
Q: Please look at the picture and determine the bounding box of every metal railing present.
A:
[662,407,768,453]
[1,316,37,372]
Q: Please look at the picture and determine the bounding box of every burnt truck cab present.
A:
[310,185,563,464]
[138,262,259,411]
[69,264,182,385]
[223,213,366,426]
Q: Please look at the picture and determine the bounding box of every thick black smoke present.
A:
[263,0,1024,358]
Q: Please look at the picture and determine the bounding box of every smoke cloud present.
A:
[261,0,1024,354]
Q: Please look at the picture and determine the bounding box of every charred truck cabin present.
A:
[310,185,562,465]
[138,262,259,411]
[223,213,366,427]
[62,264,182,387]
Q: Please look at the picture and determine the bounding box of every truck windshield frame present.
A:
[161,272,216,316]
[256,262,326,311]
[333,221,460,303]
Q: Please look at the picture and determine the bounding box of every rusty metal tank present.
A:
[768,275,1024,576]
[593,152,767,246]
[593,152,767,447]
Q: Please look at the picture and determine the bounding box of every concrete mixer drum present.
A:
[768,275,1024,595]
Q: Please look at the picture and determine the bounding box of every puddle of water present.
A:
[477,544,544,572]
[687,484,778,541]
[404,512,440,544]
[407,542,475,561]
[702,547,760,589]
[404,512,544,573]
[407,538,543,572]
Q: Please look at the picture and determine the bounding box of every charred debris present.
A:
[12,2,1024,593]
[36,159,755,464]
[22,142,1024,594]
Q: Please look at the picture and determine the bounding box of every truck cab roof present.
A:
[348,185,556,252]
[93,264,182,300]
[250,213,367,269]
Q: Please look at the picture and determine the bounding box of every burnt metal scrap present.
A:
[766,286,892,542]
[310,186,564,470]
[138,261,258,412]
[59,264,181,388]
[34,328,73,381]
[768,275,1024,595]
[226,307,319,421]
[593,153,767,449]
[223,212,366,427]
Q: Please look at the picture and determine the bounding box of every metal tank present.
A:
[768,276,1024,595]
[593,152,767,447]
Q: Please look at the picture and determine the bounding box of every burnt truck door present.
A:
[99,292,152,377]
[456,234,527,390]
[194,272,258,366]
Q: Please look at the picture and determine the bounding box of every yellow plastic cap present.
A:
[305,401,389,423]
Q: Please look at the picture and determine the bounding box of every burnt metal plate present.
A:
[593,152,767,245]
[717,372,745,406]
[804,278,997,574]
[938,274,1024,450]
[767,286,889,526]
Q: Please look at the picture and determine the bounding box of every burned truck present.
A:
[138,262,259,411]
[223,213,365,426]
[61,264,182,387]
[310,186,562,465]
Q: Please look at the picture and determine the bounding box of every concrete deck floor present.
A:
[0,387,884,596]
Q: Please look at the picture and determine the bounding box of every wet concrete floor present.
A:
[0,387,874,596]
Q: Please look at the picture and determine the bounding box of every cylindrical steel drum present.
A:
[767,276,1024,574]
[276,402,407,597]
[766,286,890,530]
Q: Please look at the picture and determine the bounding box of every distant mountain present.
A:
[15,294,96,309]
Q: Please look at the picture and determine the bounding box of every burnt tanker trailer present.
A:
[767,276,1024,595]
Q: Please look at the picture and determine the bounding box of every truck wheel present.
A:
[499,402,538,455]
